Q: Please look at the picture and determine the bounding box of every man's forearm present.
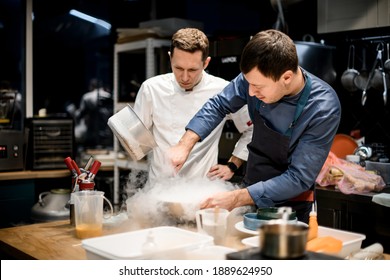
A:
[179,129,201,152]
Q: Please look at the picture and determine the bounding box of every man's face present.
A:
[244,67,287,104]
[170,48,209,91]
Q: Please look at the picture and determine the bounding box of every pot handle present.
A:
[347,44,356,69]
[382,70,387,105]
[377,43,388,105]
[277,207,293,222]
[361,47,382,106]
[103,196,114,219]
[38,191,51,207]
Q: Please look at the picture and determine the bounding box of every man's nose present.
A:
[248,85,256,96]
[181,71,190,81]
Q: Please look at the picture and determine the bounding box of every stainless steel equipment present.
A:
[0,89,26,171]
[31,188,70,222]
[26,117,74,170]
[0,130,25,171]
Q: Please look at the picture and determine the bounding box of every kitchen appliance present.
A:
[226,247,342,260]
[31,188,70,222]
[0,130,25,171]
[0,89,26,171]
[26,117,74,170]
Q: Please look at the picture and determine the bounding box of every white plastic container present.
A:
[241,226,365,259]
[186,245,237,260]
[317,226,366,258]
[82,226,214,260]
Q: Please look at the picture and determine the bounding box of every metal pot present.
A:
[353,46,369,91]
[259,221,308,259]
[31,188,70,222]
[294,41,337,85]
[107,104,157,161]
[341,45,360,92]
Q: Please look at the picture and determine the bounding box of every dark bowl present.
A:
[243,212,297,231]
[257,207,297,221]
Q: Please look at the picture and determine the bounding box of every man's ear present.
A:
[281,70,294,84]
[203,56,211,69]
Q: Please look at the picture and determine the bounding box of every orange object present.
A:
[290,190,314,202]
[330,134,358,159]
[307,213,318,241]
[307,203,318,241]
[306,236,343,253]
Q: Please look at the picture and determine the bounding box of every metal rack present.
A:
[112,37,171,205]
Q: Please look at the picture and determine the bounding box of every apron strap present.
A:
[285,72,312,137]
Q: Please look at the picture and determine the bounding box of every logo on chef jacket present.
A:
[221,56,238,64]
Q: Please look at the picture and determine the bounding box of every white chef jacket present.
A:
[133,71,253,186]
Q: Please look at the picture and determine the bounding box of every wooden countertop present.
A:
[1,215,389,260]
[0,169,70,181]
[0,165,113,181]
[0,214,248,260]
[0,220,85,260]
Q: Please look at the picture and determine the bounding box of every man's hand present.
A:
[207,156,244,180]
[207,164,234,181]
[166,144,190,174]
[166,130,200,173]
[200,188,254,211]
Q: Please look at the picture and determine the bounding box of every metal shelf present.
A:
[112,37,170,205]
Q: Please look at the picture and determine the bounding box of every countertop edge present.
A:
[0,169,71,181]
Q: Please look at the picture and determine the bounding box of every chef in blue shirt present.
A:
[168,29,341,223]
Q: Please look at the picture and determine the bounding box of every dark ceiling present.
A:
[32,0,185,46]
[2,0,317,114]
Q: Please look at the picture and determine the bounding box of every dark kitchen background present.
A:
[1,0,390,242]
[2,0,389,150]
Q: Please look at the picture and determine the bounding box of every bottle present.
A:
[307,203,318,241]
[86,160,101,181]
[64,157,79,226]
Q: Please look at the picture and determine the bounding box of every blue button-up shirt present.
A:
[186,70,341,208]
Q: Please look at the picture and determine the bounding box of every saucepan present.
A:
[259,207,308,259]
[107,104,157,160]
[361,43,388,105]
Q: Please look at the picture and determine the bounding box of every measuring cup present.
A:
[195,208,229,245]
[72,190,113,239]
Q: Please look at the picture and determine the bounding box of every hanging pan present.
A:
[353,46,369,91]
[341,45,360,92]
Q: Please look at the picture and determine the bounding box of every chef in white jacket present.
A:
[133,28,253,187]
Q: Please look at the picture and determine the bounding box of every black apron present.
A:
[243,73,314,223]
